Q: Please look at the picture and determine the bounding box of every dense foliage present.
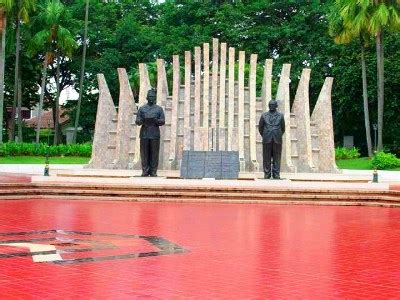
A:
[0,142,91,156]
[335,147,361,160]
[371,151,400,170]
[1,0,399,156]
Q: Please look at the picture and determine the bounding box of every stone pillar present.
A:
[157,59,169,97]
[194,47,201,129]
[193,47,208,151]
[201,43,210,150]
[193,46,204,150]
[112,68,136,169]
[157,59,168,169]
[261,59,273,111]
[291,68,316,172]
[218,42,227,151]
[86,74,117,169]
[227,47,235,151]
[311,77,339,173]
[238,51,246,171]
[183,51,192,151]
[276,64,296,173]
[211,38,219,150]
[249,54,259,171]
[167,55,180,169]
[133,63,151,167]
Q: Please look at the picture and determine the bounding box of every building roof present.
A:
[25,108,70,128]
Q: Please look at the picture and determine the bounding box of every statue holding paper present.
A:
[135,89,165,176]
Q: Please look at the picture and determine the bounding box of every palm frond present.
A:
[369,3,390,34]
[0,0,14,12]
[388,5,400,30]
[56,26,77,57]
[28,28,50,56]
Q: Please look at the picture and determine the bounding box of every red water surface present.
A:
[0,199,399,299]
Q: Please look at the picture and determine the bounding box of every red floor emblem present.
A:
[0,230,187,264]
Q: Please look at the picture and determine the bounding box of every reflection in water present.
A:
[0,200,399,298]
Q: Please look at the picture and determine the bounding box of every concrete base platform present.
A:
[0,172,397,207]
[49,168,372,183]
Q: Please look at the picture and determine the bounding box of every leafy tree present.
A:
[29,0,77,144]
[72,0,89,143]
[1,0,398,155]
[7,0,36,143]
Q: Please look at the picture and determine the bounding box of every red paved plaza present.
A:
[0,199,400,299]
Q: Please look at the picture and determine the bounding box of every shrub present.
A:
[0,143,5,157]
[335,147,361,160]
[371,151,400,170]
[2,142,92,157]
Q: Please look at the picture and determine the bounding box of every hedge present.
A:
[335,147,361,160]
[371,151,400,170]
[0,142,92,157]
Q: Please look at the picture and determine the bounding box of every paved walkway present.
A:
[31,174,391,191]
[1,163,399,182]
[0,164,84,175]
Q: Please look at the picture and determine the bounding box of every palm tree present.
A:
[339,0,400,151]
[72,0,89,144]
[9,0,36,143]
[0,1,13,143]
[328,1,373,157]
[369,1,400,150]
[29,0,76,144]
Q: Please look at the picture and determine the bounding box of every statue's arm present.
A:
[258,115,264,136]
[281,115,285,134]
[156,108,165,126]
[135,107,143,126]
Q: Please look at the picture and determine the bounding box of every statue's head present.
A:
[268,100,278,112]
[146,89,157,106]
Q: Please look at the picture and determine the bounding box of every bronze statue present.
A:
[135,89,165,176]
[258,100,285,179]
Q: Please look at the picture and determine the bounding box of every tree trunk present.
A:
[35,58,48,144]
[17,68,23,143]
[0,14,6,143]
[11,17,21,142]
[376,30,384,151]
[360,46,372,156]
[17,75,22,142]
[73,0,90,144]
[53,54,61,145]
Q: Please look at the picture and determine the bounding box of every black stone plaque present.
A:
[180,151,239,179]
[187,151,206,179]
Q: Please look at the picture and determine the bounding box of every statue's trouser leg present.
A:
[263,143,273,176]
[140,139,151,176]
[272,142,282,177]
[149,139,160,175]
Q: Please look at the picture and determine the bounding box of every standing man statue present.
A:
[258,100,285,179]
[135,89,165,177]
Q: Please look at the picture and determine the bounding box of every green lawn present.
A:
[336,157,400,171]
[0,156,90,164]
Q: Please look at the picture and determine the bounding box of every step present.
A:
[2,182,398,196]
[28,195,400,208]
[1,188,397,202]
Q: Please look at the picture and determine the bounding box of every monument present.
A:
[135,89,165,177]
[86,38,338,174]
[259,100,285,179]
